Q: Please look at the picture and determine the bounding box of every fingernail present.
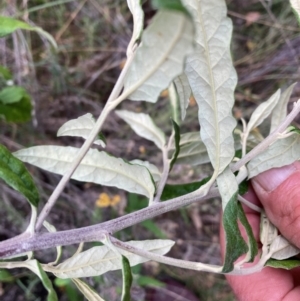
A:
[252,163,299,193]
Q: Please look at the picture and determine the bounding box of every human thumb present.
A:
[251,161,300,249]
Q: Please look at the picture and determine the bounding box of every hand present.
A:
[220,162,300,301]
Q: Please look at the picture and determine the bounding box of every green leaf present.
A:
[137,276,165,288]
[0,16,57,48]
[289,125,300,135]
[238,179,249,196]
[222,194,248,273]
[0,269,15,283]
[22,260,58,301]
[0,16,33,37]
[14,146,155,201]
[169,119,180,171]
[183,0,237,175]
[0,91,32,122]
[121,256,133,301]
[0,86,26,104]
[0,144,39,207]
[123,10,194,103]
[141,220,167,238]
[237,202,258,262]
[72,278,106,301]
[161,177,210,201]
[151,0,189,14]
[265,258,300,270]
[54,278,82,301]
[0,65,12,80]
[47,239,174,279]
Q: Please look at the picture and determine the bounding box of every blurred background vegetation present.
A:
[0,0,300,300]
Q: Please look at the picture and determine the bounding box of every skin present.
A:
[220,161,300,301]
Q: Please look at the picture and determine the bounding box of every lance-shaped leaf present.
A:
[183,0,237,174]
[247,133,300,178]
[269,235,300,260]
[237,202,258,262]
[14,146,155,201]
[173,74,191,121]
[121,256,133,301]
[48,239,174,279]
[72,278,106,301]
[0,16,57,48]
[123,10,194,102]
[168,83,180,125]
[57,113,106,147]
[115,110,166,149]
[172,131,242,166]
[169,119,180,171]
[174,141,210,166]
[270,83,297,133]
[246,89,281,134]
[0,16,33,37]
[266,258,300,270]
[0,269,14,283]
[217,167,248,273]
[0,144,39,207]
[127,0,144,56]
[130,159,161,182]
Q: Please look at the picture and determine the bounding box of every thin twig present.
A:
[111,236,223,273]
[153,146,171,204]
[238,195,262,213]
[35,51,136,231]
[232,100,300,173]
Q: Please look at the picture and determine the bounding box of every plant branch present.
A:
[111,236,274,276]
[238,195,262,213]
[232,100,300,173]
[110,236,223,273]
[0,187,219,259]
